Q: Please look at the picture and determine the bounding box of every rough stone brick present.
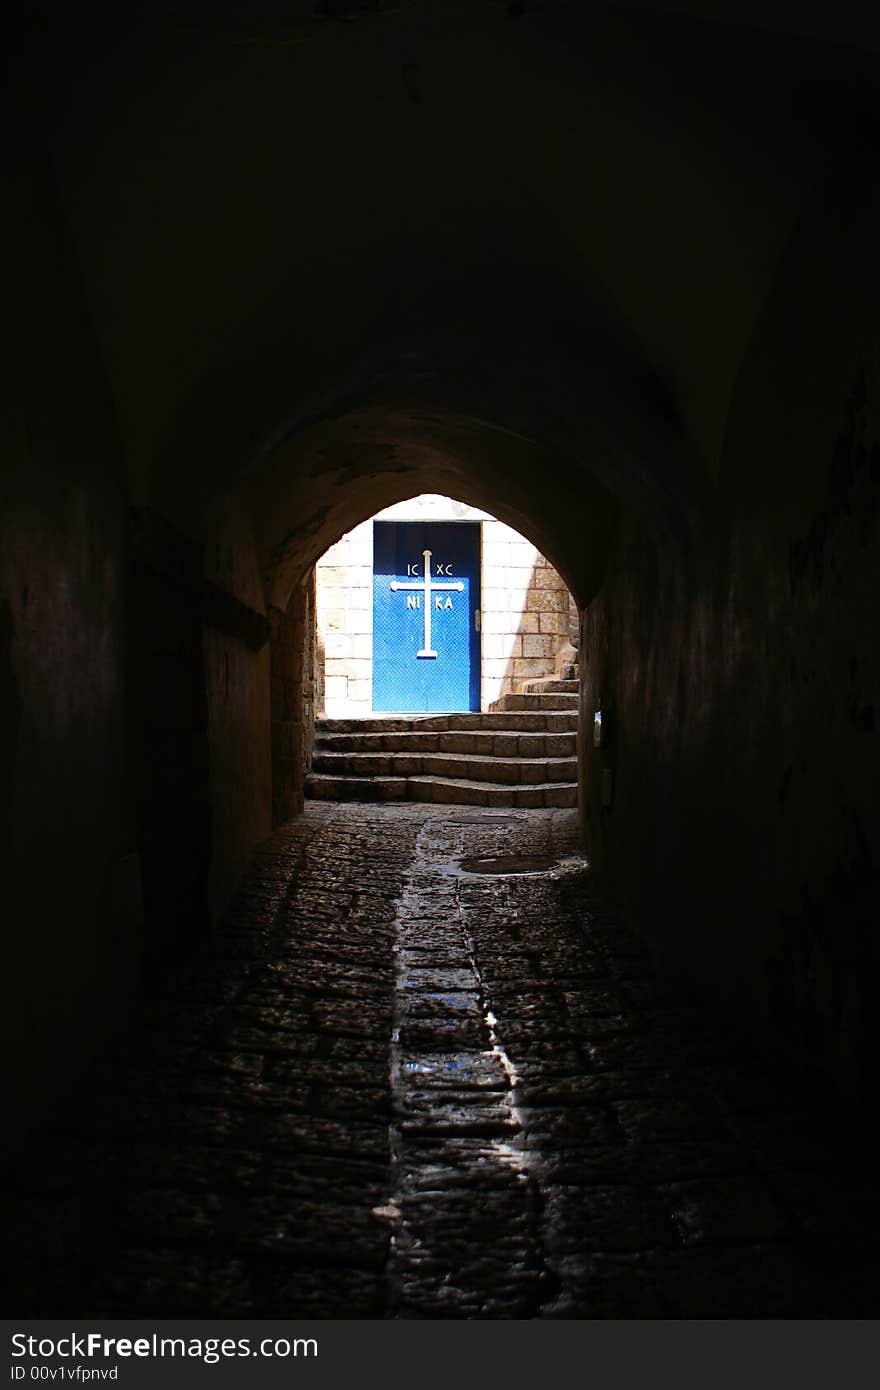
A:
[485,785,516,807]
[520,760,547,784]
[324,633,353,659]
[502,567,535,589]
[343,565,372,586]
[534,568,566,589]
[320,566,345,587]
[513,658,552,679]
[347,541,373,566]
[515,785,544,807]
[481,611,513,635]
[483,542,511,567]
[344,610,372,634]
[482,657,513,678]
[544,783,577,806]
[522,634,554,659]
[331,658,371,680]
[481,589,510,612]
[388,754,419,776]
[325,675,349,698]
[433,778,486,805]
[438,732,476,754]
[481,634,505,659]
[526,590,569,613]
[489,522,524,544]
[519,735,546,756]
[539,612,569,634]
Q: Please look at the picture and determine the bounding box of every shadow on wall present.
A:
[0,599,20,869]
[269,572,317,829]
[493,552,579,703]
[315,629,326,717]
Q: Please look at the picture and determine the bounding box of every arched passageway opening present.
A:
[245,393,633,849]
[243,372,698,856]
[302,493,582,811]
[261,451,612,834]
[314,493,578,720]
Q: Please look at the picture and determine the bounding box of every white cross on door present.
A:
[390,549,464,657]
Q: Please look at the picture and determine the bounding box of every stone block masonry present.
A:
[316,495,577,716]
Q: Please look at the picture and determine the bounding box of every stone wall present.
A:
[129,508,212,963]
[480,535,578,704]
[270,570,317,829]
[315,495,576,716]
[202,493,273,924]
[581,177,880,1106]
[315,523,373,715]
[3,110,134,1150]
[130,503,274,955]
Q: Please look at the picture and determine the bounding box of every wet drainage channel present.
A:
[382,819,546,1318]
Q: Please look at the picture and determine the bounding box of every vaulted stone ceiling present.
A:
[22,1,880,584]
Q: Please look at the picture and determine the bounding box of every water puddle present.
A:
[459,853,558,876]
[457,852,590,879]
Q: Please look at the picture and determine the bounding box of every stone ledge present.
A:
[316,711,579,734]
[489,693,579,712]
[315,729,578,755]
[305,773,577,809]
[312,750,578,785]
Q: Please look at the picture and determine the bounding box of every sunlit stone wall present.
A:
[315,495,575,717]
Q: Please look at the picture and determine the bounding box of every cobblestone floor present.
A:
[6,804,879,1317]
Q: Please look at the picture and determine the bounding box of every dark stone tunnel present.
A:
[3,0,879,1322]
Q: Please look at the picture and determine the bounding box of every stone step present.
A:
[314,728,577,757]
[305,773,577,809]
[488,692,579,712]
[518,678,580,696]
[316,710,578,734]
[309,706,580,809]
[312,749,578,785]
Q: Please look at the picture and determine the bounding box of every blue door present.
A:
[373,521,481,712]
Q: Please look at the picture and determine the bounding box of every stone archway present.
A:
[233,372,698,866]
